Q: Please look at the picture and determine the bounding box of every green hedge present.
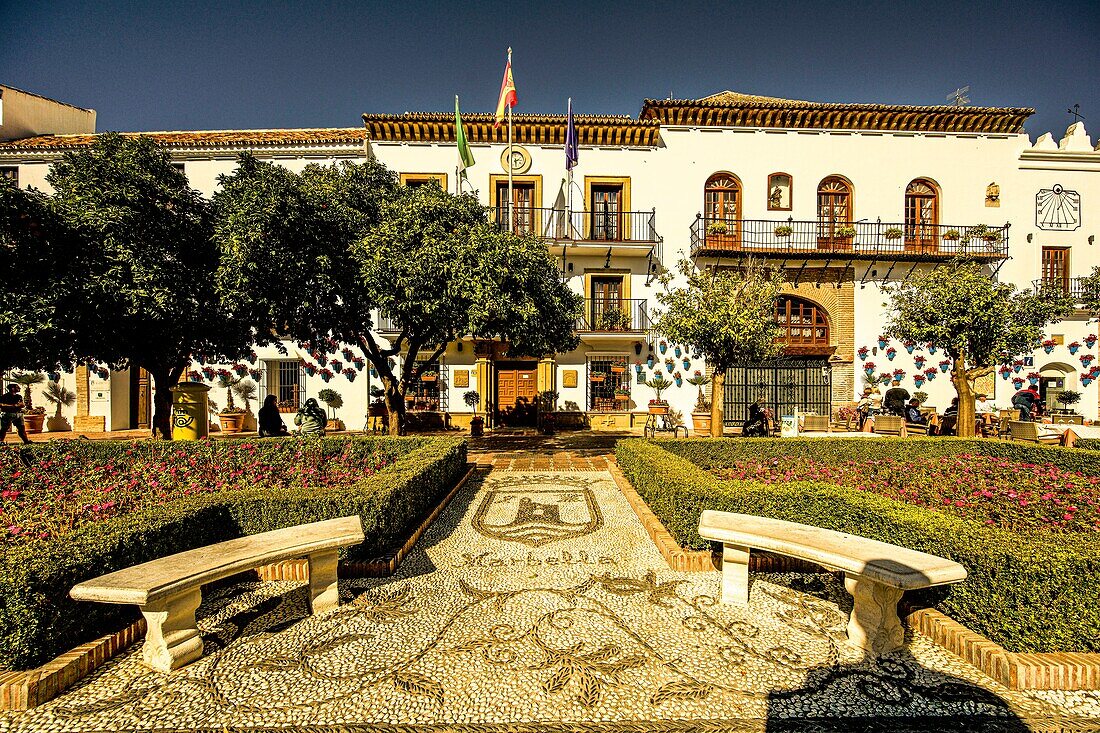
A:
[0,435,466,670]
[616,438,1100,654]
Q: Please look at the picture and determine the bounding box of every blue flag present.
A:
[565,98,578,171]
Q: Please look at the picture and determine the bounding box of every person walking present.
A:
[0,384,32,445]
[884,380,910,416]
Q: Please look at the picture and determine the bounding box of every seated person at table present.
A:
[1011,386,1040,421]
[884,380,910,416]
[974,393,996,416]
[742,398,770,437]
[904,398,927,425]
[943,397,959,417]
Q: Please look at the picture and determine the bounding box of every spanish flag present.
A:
[494,56,517,128]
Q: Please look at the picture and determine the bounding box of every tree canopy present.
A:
[655,260,782,436]
[214,158,580,433]
[47,133,249,437]
[0,183,77,375]
[885,260,1072,436]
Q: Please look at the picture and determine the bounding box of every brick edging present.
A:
[610,458,1100,692]
[1,464,478,711]
[904,606,1100,691]
[0,617,146,711]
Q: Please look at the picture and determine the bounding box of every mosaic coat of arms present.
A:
[473,485,603,546]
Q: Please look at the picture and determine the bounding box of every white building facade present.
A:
[2,90,1099,432]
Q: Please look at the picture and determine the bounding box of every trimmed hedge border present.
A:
[615,437,1100,654]
[0,435,467,670]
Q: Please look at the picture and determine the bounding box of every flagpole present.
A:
[507,47,513,233]
[567,97,573,240]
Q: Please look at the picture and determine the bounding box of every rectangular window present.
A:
[587,356,629,411]
[1041,247,1069,292]
[495,181,536,234]
[400,172,448,189]
[262,360,303,410]
[0,167,17,187]
[589,184,623,240]
[408,358,447,411]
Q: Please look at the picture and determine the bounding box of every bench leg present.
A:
[308,550,340,614]
[720,543,751,605]
[140,588,203,673]
[843,574,905,655]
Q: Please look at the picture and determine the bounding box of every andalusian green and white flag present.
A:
[455,95,475,178]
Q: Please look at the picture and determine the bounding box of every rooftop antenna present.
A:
[1068,103,1085,123]
[946,85,971,107]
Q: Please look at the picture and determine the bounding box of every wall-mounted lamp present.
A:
[567,262,574,272]
[634,342,643,356]
[1090,235,1095,246]
[1027,233,1033,243]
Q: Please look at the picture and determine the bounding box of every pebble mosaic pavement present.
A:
[4,461,1100,733]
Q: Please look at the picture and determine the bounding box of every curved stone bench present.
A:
[698,510,966,654]
[71,515,365,672]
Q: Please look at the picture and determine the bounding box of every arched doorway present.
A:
[723,296,834,425]
[1038,362,1077,413]
[905,178,939,252]
[704,172,742,249]
[817,176,853,250]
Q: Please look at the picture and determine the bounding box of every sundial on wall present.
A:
[1036,184,1081,231]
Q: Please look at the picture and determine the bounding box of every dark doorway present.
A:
[724,358,832,426]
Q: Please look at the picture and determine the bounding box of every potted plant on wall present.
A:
[464,390,483,436]
[687,371,712,435]
[318,388,345,431]
[43,380,76,432]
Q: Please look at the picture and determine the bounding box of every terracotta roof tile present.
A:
[0,128,367,150]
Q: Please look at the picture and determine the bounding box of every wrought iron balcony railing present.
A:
[690,217,1009,260]
[1033,277,1090,302]
[493,207,660,245]
[575,298,650,333]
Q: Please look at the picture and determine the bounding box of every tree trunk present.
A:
[951,354,976,438]
[384,379,405,436]
[150,368,174,440]
[710,368,725,437]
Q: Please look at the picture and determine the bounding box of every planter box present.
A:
[278,406,297,413]
[692,412,713,435]
[218,413,244,434]
[648,405,669,415]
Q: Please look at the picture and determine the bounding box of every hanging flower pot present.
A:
[343,368,357,382]
[1012,378,1025,390]
[913,376,925,388]
[1087,334,1098,348]
[319,368,334,383]
[330,359,343,373]
[877,336,888,349]
[1069,342,1081,355]
[249,368,262,381]
[924,368,938,381]
[201,366,216,381]
[1081,354,1095,367]
[913,355,927,369]
[674,371,683,387]
[304,363,317,376]
[939,360,951,373]
[659,340,668,355]
[886,347,897,361]
[857,346,869,361]
[879,373,892,385]
[1027,371,1040,386]
[1083,377,1094,387]
[682,358,691,370]
[903,340,916,354]
[646,355,655,368]
[927,344,937,355]
[247,350,258,365]
[666,360,675,373]
[999,366,1012,380]
[674,346,682,358]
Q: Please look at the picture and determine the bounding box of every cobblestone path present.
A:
[3,466,1099,732]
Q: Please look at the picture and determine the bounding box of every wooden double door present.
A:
[495,362,538,426]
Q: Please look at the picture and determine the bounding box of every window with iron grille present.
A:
[587,356,629,411]
[0,167,17,187]
[259,360,304,410]
[408,357,448,411]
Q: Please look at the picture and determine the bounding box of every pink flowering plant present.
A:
[0,440,400,547]
[712,453,1100,533]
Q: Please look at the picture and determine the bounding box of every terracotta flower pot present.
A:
[23,413,45,434]
[218,413,244,434]
[692,412,712,435]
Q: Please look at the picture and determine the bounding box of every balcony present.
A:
[1033,277,1090,302]
[690,218,1009,261]
[575,298,651,334]
[493,207,661,259]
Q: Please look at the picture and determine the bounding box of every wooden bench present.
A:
[801,415,831,433]
[71,515,364,672]
[872,414,904,437]
[698,510,966,655]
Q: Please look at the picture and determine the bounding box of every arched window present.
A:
[905,178,939,250]
[704,173,742,248]
[816,176,852,246]
[776,296,829,347]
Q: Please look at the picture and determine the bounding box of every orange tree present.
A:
[885,260,1071,437]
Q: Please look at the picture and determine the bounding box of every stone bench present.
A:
[71,515,365,672]
[698,510,966,654]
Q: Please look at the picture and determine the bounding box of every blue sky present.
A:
[1,0,1096,140]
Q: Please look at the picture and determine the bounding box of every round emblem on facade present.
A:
[500,145,531,174]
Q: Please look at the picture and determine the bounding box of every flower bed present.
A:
[0,435,466,669]
[711,454,1099,533]
[1,440,402,546]
[616,437,1100,653]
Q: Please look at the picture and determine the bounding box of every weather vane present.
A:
[1067,104,1085,123]
[946,86,971,107]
